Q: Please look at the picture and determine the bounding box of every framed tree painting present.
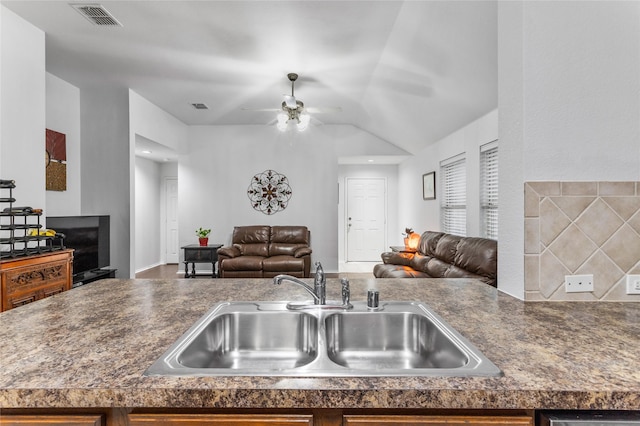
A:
[422,171,435,200]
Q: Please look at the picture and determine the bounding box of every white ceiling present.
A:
[2,0,497,156]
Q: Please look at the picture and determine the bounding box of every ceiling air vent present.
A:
[191,103,209,110]
[71,4,123,26]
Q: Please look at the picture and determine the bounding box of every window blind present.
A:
[440,155,466,236]
[480,142,498,240]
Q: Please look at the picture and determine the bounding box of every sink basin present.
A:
[325,312,468,370]
[178,310,318,370]
[145,301,502,377]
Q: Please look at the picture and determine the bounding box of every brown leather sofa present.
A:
[373,231,497,287]
[217,225,312,278]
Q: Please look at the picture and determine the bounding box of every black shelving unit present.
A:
[72,268,117,288]
[0,179,65,259]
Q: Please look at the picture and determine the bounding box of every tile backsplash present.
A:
[525,181,640,301]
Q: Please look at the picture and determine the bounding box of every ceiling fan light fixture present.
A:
[276,112,289,131]
[297,113,310,131]
[283,96,297,110]
[264,72,337,132]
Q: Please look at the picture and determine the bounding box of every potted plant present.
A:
[195,227,211,246]
[402,228,414,247]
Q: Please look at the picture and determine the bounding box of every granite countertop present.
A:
[0,277,639,410]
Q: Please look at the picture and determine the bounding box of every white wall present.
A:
[133,156,179,273]
[80,87,131,278]
[134,155,162,272]
[129,90,187,274]
[521,2,640,182]
[0,6,45,208]
[129,91,188,153]
[180,124,403,273]
[397,110,498,239]
[498,1,525,300]
[498,1,640,299]
[0,6,3,166]
[45,73,81,216]
[182,125,338,271]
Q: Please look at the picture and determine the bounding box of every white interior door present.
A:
[346,178,386,262]
[165,177,179,264]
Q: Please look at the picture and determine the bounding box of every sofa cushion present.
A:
[373,264,430,278]
[269,226,310,256]
[453,237,497,283]
[263,255,305,272]
[270,243,309,257]
[409,253,431,272]
[294,247,312,258]
[418,231,445,257]
[424,257,451,278]
[217,246,241,258]
[232,225,270,257]
[233,225,271,243]
[433,234,464,264]
[271,226,310,244]
[220,255,264,271]
[235,243,268,257]
[381,251,413,266]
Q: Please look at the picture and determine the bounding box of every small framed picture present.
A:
[422,171,436,200]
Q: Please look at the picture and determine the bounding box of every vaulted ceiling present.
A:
[2,1,497,155]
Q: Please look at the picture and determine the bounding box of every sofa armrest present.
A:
[380,251,413,266]
[294,247,312,258]
[217,246,241,258]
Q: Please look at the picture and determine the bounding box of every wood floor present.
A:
[135,264,374,279]
[135,264,182,279]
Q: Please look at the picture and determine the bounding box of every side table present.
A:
[181,244,223,278]
[390,246,417,253]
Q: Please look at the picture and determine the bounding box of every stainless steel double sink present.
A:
[145,301,502,377]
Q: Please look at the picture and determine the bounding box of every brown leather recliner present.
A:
[373,231,497,287]
[217,225,312,278]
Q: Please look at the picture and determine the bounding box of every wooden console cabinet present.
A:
[0,249,73,312]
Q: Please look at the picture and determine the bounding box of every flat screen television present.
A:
[46,215,110,279]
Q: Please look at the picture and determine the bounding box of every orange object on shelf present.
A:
[406,232,420,250]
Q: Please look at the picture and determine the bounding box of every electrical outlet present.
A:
[565,274,594,293]
[626,275,640,295]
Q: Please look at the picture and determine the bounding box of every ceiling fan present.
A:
[244,73,341,132]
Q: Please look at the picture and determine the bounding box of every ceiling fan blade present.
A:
[305,106,342,114]
[310,116,325,126]
[283,95,298,109]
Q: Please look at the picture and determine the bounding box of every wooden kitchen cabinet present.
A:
[128,413,314,425]
[343,414,534,426]
[0,409,537,426]
[127,411,533,426]
[0,250,73,312]
[0,414,104,425]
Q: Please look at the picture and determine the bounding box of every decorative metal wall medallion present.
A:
[247,170,292,215]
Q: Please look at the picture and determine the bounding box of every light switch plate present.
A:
[565,274,594,293]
